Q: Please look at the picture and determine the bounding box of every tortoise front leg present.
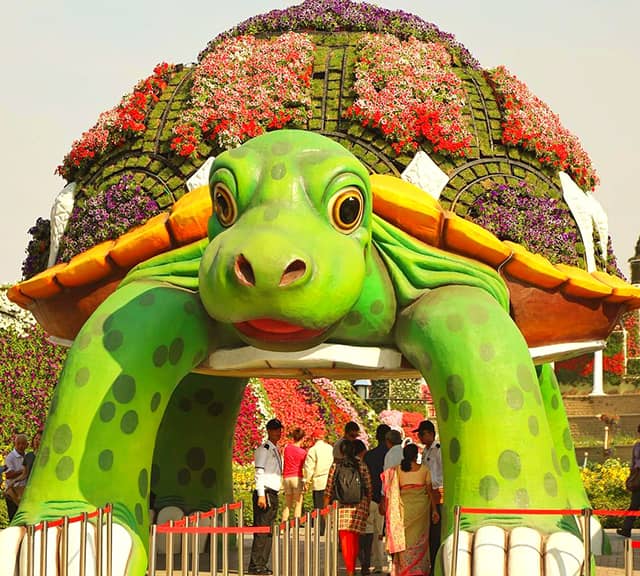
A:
[11,280,213,574]
[395,285,583,574]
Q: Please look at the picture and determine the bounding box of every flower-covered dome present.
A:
[21,0,620,280]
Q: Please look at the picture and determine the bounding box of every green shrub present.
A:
[0,498,8,529]
[581,458,631,528]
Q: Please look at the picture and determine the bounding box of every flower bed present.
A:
[172,33,314,154]
[469,180,580,266]
[488,66,598,190]
[201,0,479,69]
[556,330,627,393]
[57,174,160,262]
[57,63,175,182]
[0,323,66,457]
[22,217,51,280]
[345,34,472,155]
[233,380,270,465]
[260,378,328,445]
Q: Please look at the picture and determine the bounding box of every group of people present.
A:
[248,418,443,576]
[1,430,42,522]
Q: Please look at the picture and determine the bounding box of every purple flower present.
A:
[199,0,480,69]
[57,174,161,262]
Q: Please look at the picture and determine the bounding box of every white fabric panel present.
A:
[18,525,58,576]
[186,157,215,192]
[544,532,584,576]
[560,172,596,271]
[48,182,77,267]
[473,526,506,576]
[155,506,184,555]
[507,526,542,576]
[0,526,24,576]
[442,530,472,576]
[401,150,449,200]
[585,192,609,263]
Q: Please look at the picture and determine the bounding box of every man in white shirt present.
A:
[248,419,284,575]
[303,436,334,533]
[382,429,403,471]
[414,420,442,568]
[3,433,28,521]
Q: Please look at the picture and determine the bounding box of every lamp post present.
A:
[354,379,371,400]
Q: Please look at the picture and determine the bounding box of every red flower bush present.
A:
[488,66,598,190]
[172,33,314,155]
[233,382,266,464]
[345,34,472,155]
[57,63,175,181]
[623,312,640,359]
[261,379,327,446]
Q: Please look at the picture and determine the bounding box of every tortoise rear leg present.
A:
[152,373,248,513]
[6,281,212,575]
[395,285,584,575]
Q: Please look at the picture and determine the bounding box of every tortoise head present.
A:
[198,130,372,351]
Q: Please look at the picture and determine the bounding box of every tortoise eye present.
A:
[329,187,364,233]
[213,183,237,227]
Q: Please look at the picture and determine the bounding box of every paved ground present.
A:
[596,529,640,575]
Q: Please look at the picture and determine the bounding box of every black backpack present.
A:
[334,460,364,505]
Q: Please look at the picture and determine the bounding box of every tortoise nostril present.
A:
[234,254,255,287]
[280,259,307,287]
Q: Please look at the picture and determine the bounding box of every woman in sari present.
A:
[381,443,440,576]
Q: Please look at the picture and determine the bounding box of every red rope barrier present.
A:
[592,509,640,517]
[156,525,271,535]
[32,505,111,531]
[460,507,581,515]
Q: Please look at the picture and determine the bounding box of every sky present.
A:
[1,0,639,285]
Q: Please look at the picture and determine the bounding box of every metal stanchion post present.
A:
[304,512,311,576]
[80,512,88,576]
[283,521,290,576]
[450,505,462,576]
[192,512,201,576]
[96,508,103,576]
[40,520,48,576]
[182,515,190,576]
[26,524,35,576]
[331,506,339,576]
[583,508,591,576]
[106,505,113,576]
[272,524,281,576]
[313,512,320,576]
[61,516,69,576]
[212,510,218,576]
[323,510,331,576]
[167,520,174,576]
[223,505,229,576]
[238,503,244,576]
[148,524,157,576]
[625,537,634,576]
[292,517,300,576]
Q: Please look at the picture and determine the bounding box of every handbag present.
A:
[5,484,25,506]
[626,468,640,492]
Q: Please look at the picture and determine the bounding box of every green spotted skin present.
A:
[12,131,591,574]
[14,282,218,573]
[396,286,586,574]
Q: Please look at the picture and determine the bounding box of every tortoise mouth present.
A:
[233,318,328,343]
